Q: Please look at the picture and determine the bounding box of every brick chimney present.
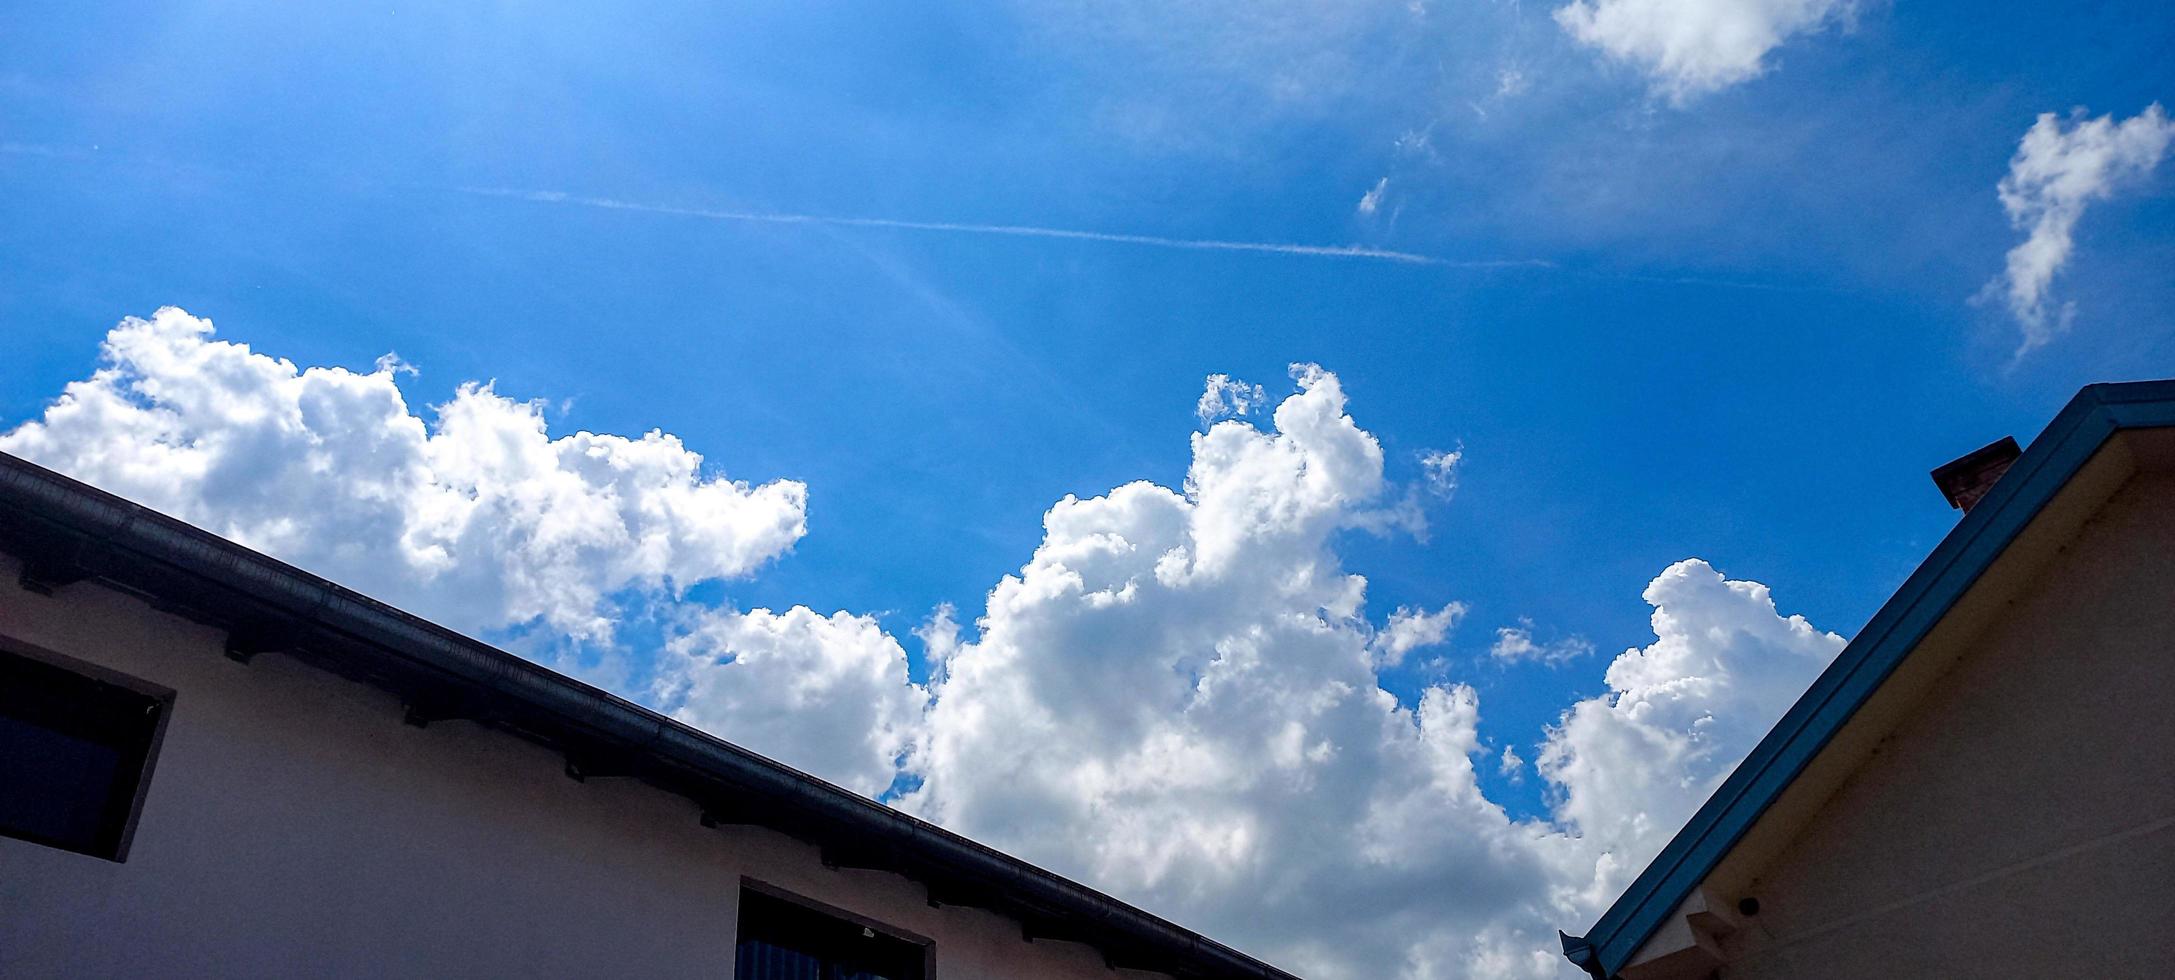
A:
[1930,436,2021,514]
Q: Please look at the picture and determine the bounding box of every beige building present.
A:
[1562,380,2175,979]
[0,450,1295,979]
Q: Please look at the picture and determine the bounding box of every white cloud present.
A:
[1985,104,2175,353]
[1374,602,1468,667]
[1537,559,1844,901]
[0,308,807,642]
[1470,65,1533,119]
[1358,176,1390,215]
[914,601,965,671]
[1496,66,1530,99]
[5,320,1855,977]
[904,368,1567,977]
[900,372,1846,978]
[1500,744,1526,781]
[1420,447,1463,499]
[1395,125,1438,159]
[656,607,927,796]
[1490,620,1595,665]
[1196,372,1270,425]
[1553,0,1857,102]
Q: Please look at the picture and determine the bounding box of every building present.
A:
[1561,380,2175,979]
[0,450,1297,979]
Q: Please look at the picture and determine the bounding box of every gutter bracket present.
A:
[1022,916,1095,947]
[563,752,634,783]
[224,625,306,665]
[18,555,93,596]
[926,882,996,910]
[699,802,760,828]
[820,844,896,873]
[402,700,470,729]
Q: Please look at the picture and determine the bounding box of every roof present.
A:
[1560,379,2175,979]
[0,449,1299,980]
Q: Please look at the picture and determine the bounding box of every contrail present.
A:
[462,187,1547,270]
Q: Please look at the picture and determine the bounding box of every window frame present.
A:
[0,634,175,863]
[736,877,935,980]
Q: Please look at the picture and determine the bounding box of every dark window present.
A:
[735,887,928,980]
[0,645,169,861]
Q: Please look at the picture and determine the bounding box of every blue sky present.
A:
[4,2,2172,975]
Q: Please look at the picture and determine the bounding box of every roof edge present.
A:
[0,449,1296,980]
[1564,378,2175,977]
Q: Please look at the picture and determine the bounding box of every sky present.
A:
[3,2,2172,977]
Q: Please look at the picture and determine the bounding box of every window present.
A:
[0,643,170,861]
[735,887,928,980]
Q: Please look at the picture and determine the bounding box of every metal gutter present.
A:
[0,449,1300,980]
[1558,379,2175,978]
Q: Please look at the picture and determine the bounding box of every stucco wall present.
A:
[0,552,1168,980]
[1714,473,2175,979]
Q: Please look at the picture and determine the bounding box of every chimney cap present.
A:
[1931,436,2022,513]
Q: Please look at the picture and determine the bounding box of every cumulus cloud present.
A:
[904,368,1566,977]
[1490,619,1595,665]
[1196,372,1269,425]
[5,318,1854,977]
[900,372,1845,977]
[1985,104,2175,353]
[1374,602,1468,667]
[0,308,807,643]
[656,607,927,796]
[1537,559,1844,893]
[1554,0,1857,102]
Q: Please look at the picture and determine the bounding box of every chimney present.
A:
[1930,436,2021,514]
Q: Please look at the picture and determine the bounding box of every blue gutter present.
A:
[1561,379,2175,978]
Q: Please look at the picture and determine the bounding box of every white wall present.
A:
[0,552,1171,980]
[1712,473,2175,979]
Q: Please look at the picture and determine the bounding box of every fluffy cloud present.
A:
[1374,602,1468,667]
[1196,372,1269,425]
[902,369,1845,977]
[905,368,1564,977]
[0,308,807,642]
[656,607,927,796]
[1554,0,1857,102]
[1538,560,1844,887]
[1490,620,1595,665]
[1986,104,2175,353]
[5,318,1853,977]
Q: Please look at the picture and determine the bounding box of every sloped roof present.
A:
[1561,379,2175,979]
[0,449,1298,980]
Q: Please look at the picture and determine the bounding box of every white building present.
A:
[1562,380,2175,979]
[0,449,1295,980]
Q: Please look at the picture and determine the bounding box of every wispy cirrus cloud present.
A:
[1357,177,1390,215]
[1983,104,2175,355]
[463,187,1547,270]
